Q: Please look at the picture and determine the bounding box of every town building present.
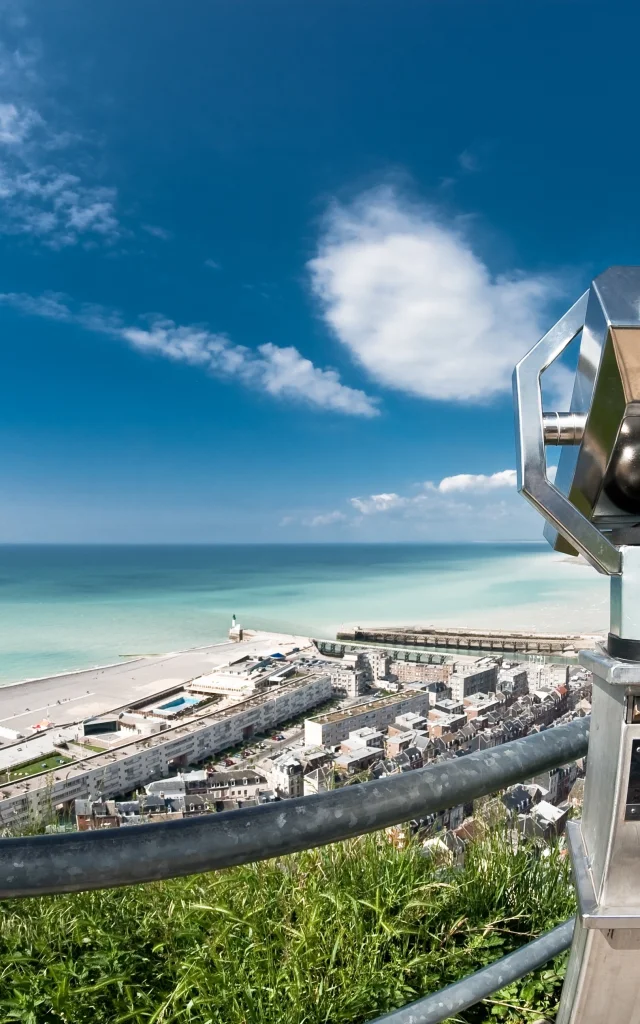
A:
[391,660,453,685]
[357,648,391,681]
[450,661,498,702]
[389,711,429,733]
[463,693,502,720]
[0,669,331,828]
[340,727,384,752]
[145,767,269,805]
[427,707,467,735]
[304,766,334,795]
[267,753,304,798]
[304,689,430,747]
[531,763,578,805]
[335,745,385,775]
[519,799,569,839]
[329,652,371,698]
[498,665,529,702]
[431,697,464,716]
[187,654,296,697]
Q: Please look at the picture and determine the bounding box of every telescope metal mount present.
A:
[514,267,640,1022]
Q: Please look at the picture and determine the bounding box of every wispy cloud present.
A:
[350,492,409,515]
[142,224,172,240]
[204,258,221,270]
[280,465,550,540]
[306,510,347,527]
[457,149,479,172]
[0,31,121,247]
[0,290,379,417]
[309,186,563,404]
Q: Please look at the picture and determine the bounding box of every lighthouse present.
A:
[229,613,243,642]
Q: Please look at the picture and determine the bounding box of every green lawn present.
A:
[2,753,73,784]
[0,828,575,1023]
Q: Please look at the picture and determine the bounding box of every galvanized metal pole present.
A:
[369,918,574,1024]
[558,633,640,1023]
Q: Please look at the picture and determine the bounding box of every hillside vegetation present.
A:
[0,830,575,1024]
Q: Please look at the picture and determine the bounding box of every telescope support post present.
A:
[558,632,640,1022]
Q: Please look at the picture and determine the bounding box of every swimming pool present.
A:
[158,695,202,711]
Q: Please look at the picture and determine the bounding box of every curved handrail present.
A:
[0,717,589,898]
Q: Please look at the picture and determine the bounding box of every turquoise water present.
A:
[0,544,608,685]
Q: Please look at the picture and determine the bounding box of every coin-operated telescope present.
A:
[514,267,640,1023]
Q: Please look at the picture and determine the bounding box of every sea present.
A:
[0,543,609,686]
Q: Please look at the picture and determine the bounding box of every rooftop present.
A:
[1,668,327,800]
[308,688,426,726]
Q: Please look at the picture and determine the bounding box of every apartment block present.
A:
[0,671,331,827]
[267,753,304,798]
[304,689,430,747]
[450,662,498,702]
[391,660,453,685]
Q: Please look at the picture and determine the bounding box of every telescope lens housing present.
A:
[604,415,640,515]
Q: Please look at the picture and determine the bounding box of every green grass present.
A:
[0,828,575,1024]
[1,753,72,784]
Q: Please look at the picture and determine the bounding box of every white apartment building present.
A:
[187,656,295,697]
[330,652,370,698]
[450,662,498,703]
[305,689,430,747]
[267,754,304,798]
[358,649,391,681]
[498,665,529,700]
[0,671,331,827]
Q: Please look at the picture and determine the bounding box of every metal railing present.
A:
[0,716,589,1022]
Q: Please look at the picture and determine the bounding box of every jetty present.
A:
[335,625,602,655]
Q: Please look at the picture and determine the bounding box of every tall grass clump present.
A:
[0,828,575,1023]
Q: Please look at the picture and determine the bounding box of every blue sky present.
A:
[0,0,636,543]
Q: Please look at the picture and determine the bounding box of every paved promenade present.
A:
[0,632,307,742]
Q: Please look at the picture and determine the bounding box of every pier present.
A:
[336,625,602,655]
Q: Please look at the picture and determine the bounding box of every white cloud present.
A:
[306,510,347,527]
[255,343,376,416]
[350,492,408,515]
[349,470,516,515]
[0,34,121,247]
[542,360,575,409]
[0,101,40,143]
[0,290,379,417]
[142,224,172,240]
[308,187,561,403]
[438,469,517,493]
[204,258,221,270]
[282,464,543,540]
[458,149,479,172]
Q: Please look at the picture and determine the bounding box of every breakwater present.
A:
[336,626,601,655]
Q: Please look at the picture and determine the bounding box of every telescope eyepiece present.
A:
[604,416,640,515]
